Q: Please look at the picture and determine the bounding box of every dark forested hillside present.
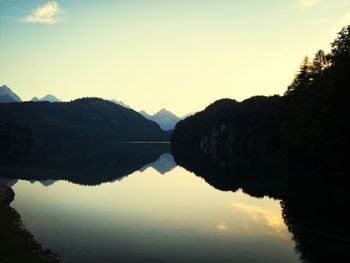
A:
[170,27,350,262]
[0,98,170,142]
[172,26,350,181]
[172,96,284,170]
[280,26,350,178]
[0,123,33,158]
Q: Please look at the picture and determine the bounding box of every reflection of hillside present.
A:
[0,178,18,187]
[281,187,350,263]
[172,148,350,262]
[0,143,170,186]
[38,179,56,187]
[0,178,56,188]
[140,153,176,174]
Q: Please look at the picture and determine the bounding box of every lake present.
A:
[0,143,303,262]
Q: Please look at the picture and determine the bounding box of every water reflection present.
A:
[0,142,171,185]
[140,153,176,174]
[172,144,350,262]
[0,143,302,262]
[10,167,298,263]
[0,177,18,187]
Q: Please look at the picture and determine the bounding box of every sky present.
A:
[1,0,349,116]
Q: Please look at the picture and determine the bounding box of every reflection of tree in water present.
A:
[172,147,350,262]
[281,188,350,263]
[0,142,171,186]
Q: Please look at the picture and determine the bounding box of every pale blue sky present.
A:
[1,0,349,115]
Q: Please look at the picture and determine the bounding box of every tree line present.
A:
[172,26,350,182]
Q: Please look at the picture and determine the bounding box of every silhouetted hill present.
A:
[0,123,33,158]
[280,27,350,177]
[140,108,180,131]
[172,26,350,181]
[0,85,21,103]
[0,98,170,142]
[172,96,283,170]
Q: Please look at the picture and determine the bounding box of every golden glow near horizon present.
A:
[10,165,299,262]
[1,0,350,115]
[13,166,291,240]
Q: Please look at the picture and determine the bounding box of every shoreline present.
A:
[0,185,59,263]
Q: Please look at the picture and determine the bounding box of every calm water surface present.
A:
[2,144,301,262]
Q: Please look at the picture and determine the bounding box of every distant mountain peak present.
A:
[139,110,151,119]
[181,112,194,120]
[0,84,10,91]
[31,94,61,103]
[155,108,178,117]
[0,85,22,103]
[110,99,130,109]
[139,108,180,131]
[156,108,173,115]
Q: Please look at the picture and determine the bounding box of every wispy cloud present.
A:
[24,1,61,24]
[216,224,229,231]
[298,0,322,8]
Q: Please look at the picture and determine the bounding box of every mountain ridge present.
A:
[0,85,22,103]
[140,108,180,131]
[0,97,170,142]
[31,94,61,102]
[110,99,131,109]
